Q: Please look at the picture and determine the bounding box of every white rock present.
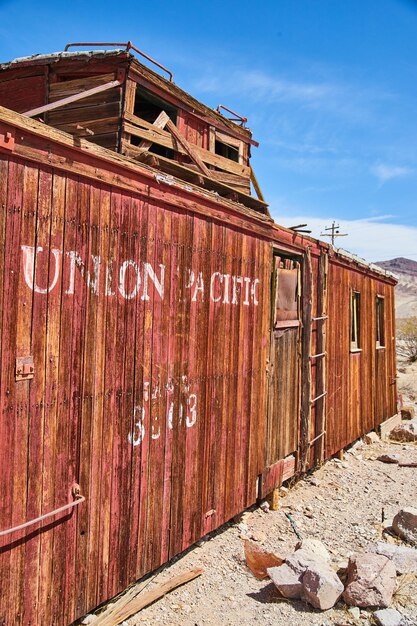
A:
[302,563,344,610]
[364,431,380,444]
[267,563,304,599]
[81,616,96,625]
[348,606,361,620]
[294,539,331,563]
[374,607,404,626]
[260,501,270,513]
[370,541,417,574]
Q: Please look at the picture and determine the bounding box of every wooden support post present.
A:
[165,118,211,177]
[314,250,329,465]
[336,449,344,461]
[268,488,280,511]
[137,110,170,151]
[299,246,313,473]
[208,125,216,153]
[120,78,137,149]
[250,167,265,201]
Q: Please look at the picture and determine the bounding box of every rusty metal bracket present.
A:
[216,104,247,126]
[64,41,174,82]
[16,356,34,381]
[0,483,85,538]
[0,129,15,151]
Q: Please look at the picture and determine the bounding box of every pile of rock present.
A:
[389,418,417,442]
[266,539,343,610]
[244,507,417,621]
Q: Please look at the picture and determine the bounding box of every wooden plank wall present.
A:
[0,67,47,114]
[325,261,397,458]
[0,151,270,626]
[267,327,300,463]
[46,71,123,151]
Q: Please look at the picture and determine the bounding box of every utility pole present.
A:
[320,221,348,246]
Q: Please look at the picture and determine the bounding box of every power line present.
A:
[320,221,348,246]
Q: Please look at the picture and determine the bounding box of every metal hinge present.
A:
[266,360,274,380]
[16,356,34,381]
[0,129,15,152]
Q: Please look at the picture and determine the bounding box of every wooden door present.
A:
[266,255,301,465]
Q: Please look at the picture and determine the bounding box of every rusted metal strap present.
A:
[23,79,123,118]
[309,430,326,446]
[216,104,247,125]
[310,391,327,405]
[285,512,302,541]
[312,315,328,321]
[64,41,174,81]
[310,352,327,359]
[0,485,85,537]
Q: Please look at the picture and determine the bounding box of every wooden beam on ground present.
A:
[94,568,204,626]
[23,79,123,118]
[165,118,211,177]
[138,110,170,151]
[250,168,265,202]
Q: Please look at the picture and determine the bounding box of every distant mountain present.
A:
[374,257,417,318]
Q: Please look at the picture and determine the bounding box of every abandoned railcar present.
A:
[0,44,397,625]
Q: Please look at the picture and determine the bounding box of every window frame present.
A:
[375,295,385,349]
[350,290,361,352]
[272,254,301,329]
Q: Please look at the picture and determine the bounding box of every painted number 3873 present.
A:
[127,378,197,447]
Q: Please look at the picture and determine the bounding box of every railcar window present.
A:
[215,139,239,162]
[376,296,385,347]
[274,257,300,328]
[351,290,361,350]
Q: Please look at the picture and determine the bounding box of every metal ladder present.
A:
[309,251,329,464]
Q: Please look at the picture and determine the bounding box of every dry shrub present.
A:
[393,573,417,607]
[397,317,417,363]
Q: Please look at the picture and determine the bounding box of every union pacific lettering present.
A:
[21,245,260,306]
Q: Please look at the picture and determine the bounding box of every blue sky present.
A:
[1,0,417,261]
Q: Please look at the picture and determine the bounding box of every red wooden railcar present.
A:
[0,45,397,625]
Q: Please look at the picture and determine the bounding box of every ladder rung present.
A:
[310,352,327,359]
[312,315,328,321]
[310,391,327,404]
[309,430,326,446]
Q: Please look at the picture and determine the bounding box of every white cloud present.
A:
[195,69,341,107]
[192,66,390,125]
[272,213,417,262]
[371,163,413,183]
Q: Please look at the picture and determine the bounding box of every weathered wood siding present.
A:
[46,72,123,150]
[0,66,47,114]
[0,107,397,625]
[325,261,397,457]
[0,144,271,625]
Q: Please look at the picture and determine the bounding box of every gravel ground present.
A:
[110,430,417,626]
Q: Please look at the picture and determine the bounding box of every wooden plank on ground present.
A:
[95,568,203,626]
